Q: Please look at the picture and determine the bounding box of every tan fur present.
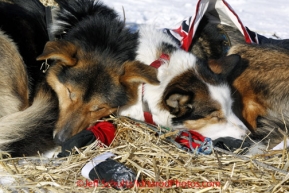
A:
[183,110,225,130]
[36,40,160,142]
[0,83,57,152]
[0,30,29,117]
[232,80,268,129]
[228,44,289,131]
[37,40,77,66]
[208,60,224,74]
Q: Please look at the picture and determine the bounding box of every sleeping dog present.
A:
[119,26,248,141]
[227,44,289,149]
[0,0,159,156]
[29,0,255,154]
[120,26,289,151]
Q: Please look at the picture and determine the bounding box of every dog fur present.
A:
[37,0,159,145]
[119,26,248,140]
[0,0,59,156]
[121,26,289,151]
[0,30,29,117]
[0,0,159,156]
[227,44,289,149]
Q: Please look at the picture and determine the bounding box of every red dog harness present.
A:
[141,54,212,155]
[142,53,170,125]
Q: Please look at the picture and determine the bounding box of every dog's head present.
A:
[37,40,159,144]
[159,53,247,139]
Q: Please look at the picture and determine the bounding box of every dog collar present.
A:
[142,53,170,125]
[149,53,170,68]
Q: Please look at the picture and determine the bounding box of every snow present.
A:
[103,0,289,39]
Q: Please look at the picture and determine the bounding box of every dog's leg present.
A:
[0,82,59,157]
[242,99,267,129]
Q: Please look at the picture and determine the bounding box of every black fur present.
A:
[52,0,140,107]
[0,0,48,98]
[189,16,244,60]
[52,0,118,38]
[53,0,138,62]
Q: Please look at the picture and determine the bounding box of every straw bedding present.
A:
[1,116,289,192]
[0,1,289,192]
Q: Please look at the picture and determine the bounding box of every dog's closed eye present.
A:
[67,88,76,101]
[90,105,106,112]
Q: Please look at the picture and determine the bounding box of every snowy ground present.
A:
[103,0,289,39]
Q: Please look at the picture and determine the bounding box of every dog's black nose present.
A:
[53,129,71,145]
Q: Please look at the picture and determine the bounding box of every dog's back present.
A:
[0,0,59,156]
[0,30,29,117]
[228,44,289,127]
[228,44,289,148]
[0,0,48,97]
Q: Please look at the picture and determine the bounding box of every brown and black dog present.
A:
[188,16,289,150]
[0,0,159,156]
[227,44,289,149]
[38,0,160,145]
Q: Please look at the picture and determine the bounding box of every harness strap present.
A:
[142,53,170,125]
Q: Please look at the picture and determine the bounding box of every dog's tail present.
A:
[0,83,59,157]
[51,0,119,38]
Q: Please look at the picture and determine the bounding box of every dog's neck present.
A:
[142,53,170,125]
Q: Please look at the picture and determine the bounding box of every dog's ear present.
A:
[120,60,160,85]
[166,93,190,108]
[36,40,77,66]
[165,93,192,116]
[208,54,241,76]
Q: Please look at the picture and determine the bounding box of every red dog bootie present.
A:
[87,122,116,146]
[58,121,116,157]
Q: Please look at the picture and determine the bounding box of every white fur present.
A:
[50,20,69,36]
[120,26,197,126]
[192,114,247,140]
[204,84,247,139]
[119,26,248,141]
